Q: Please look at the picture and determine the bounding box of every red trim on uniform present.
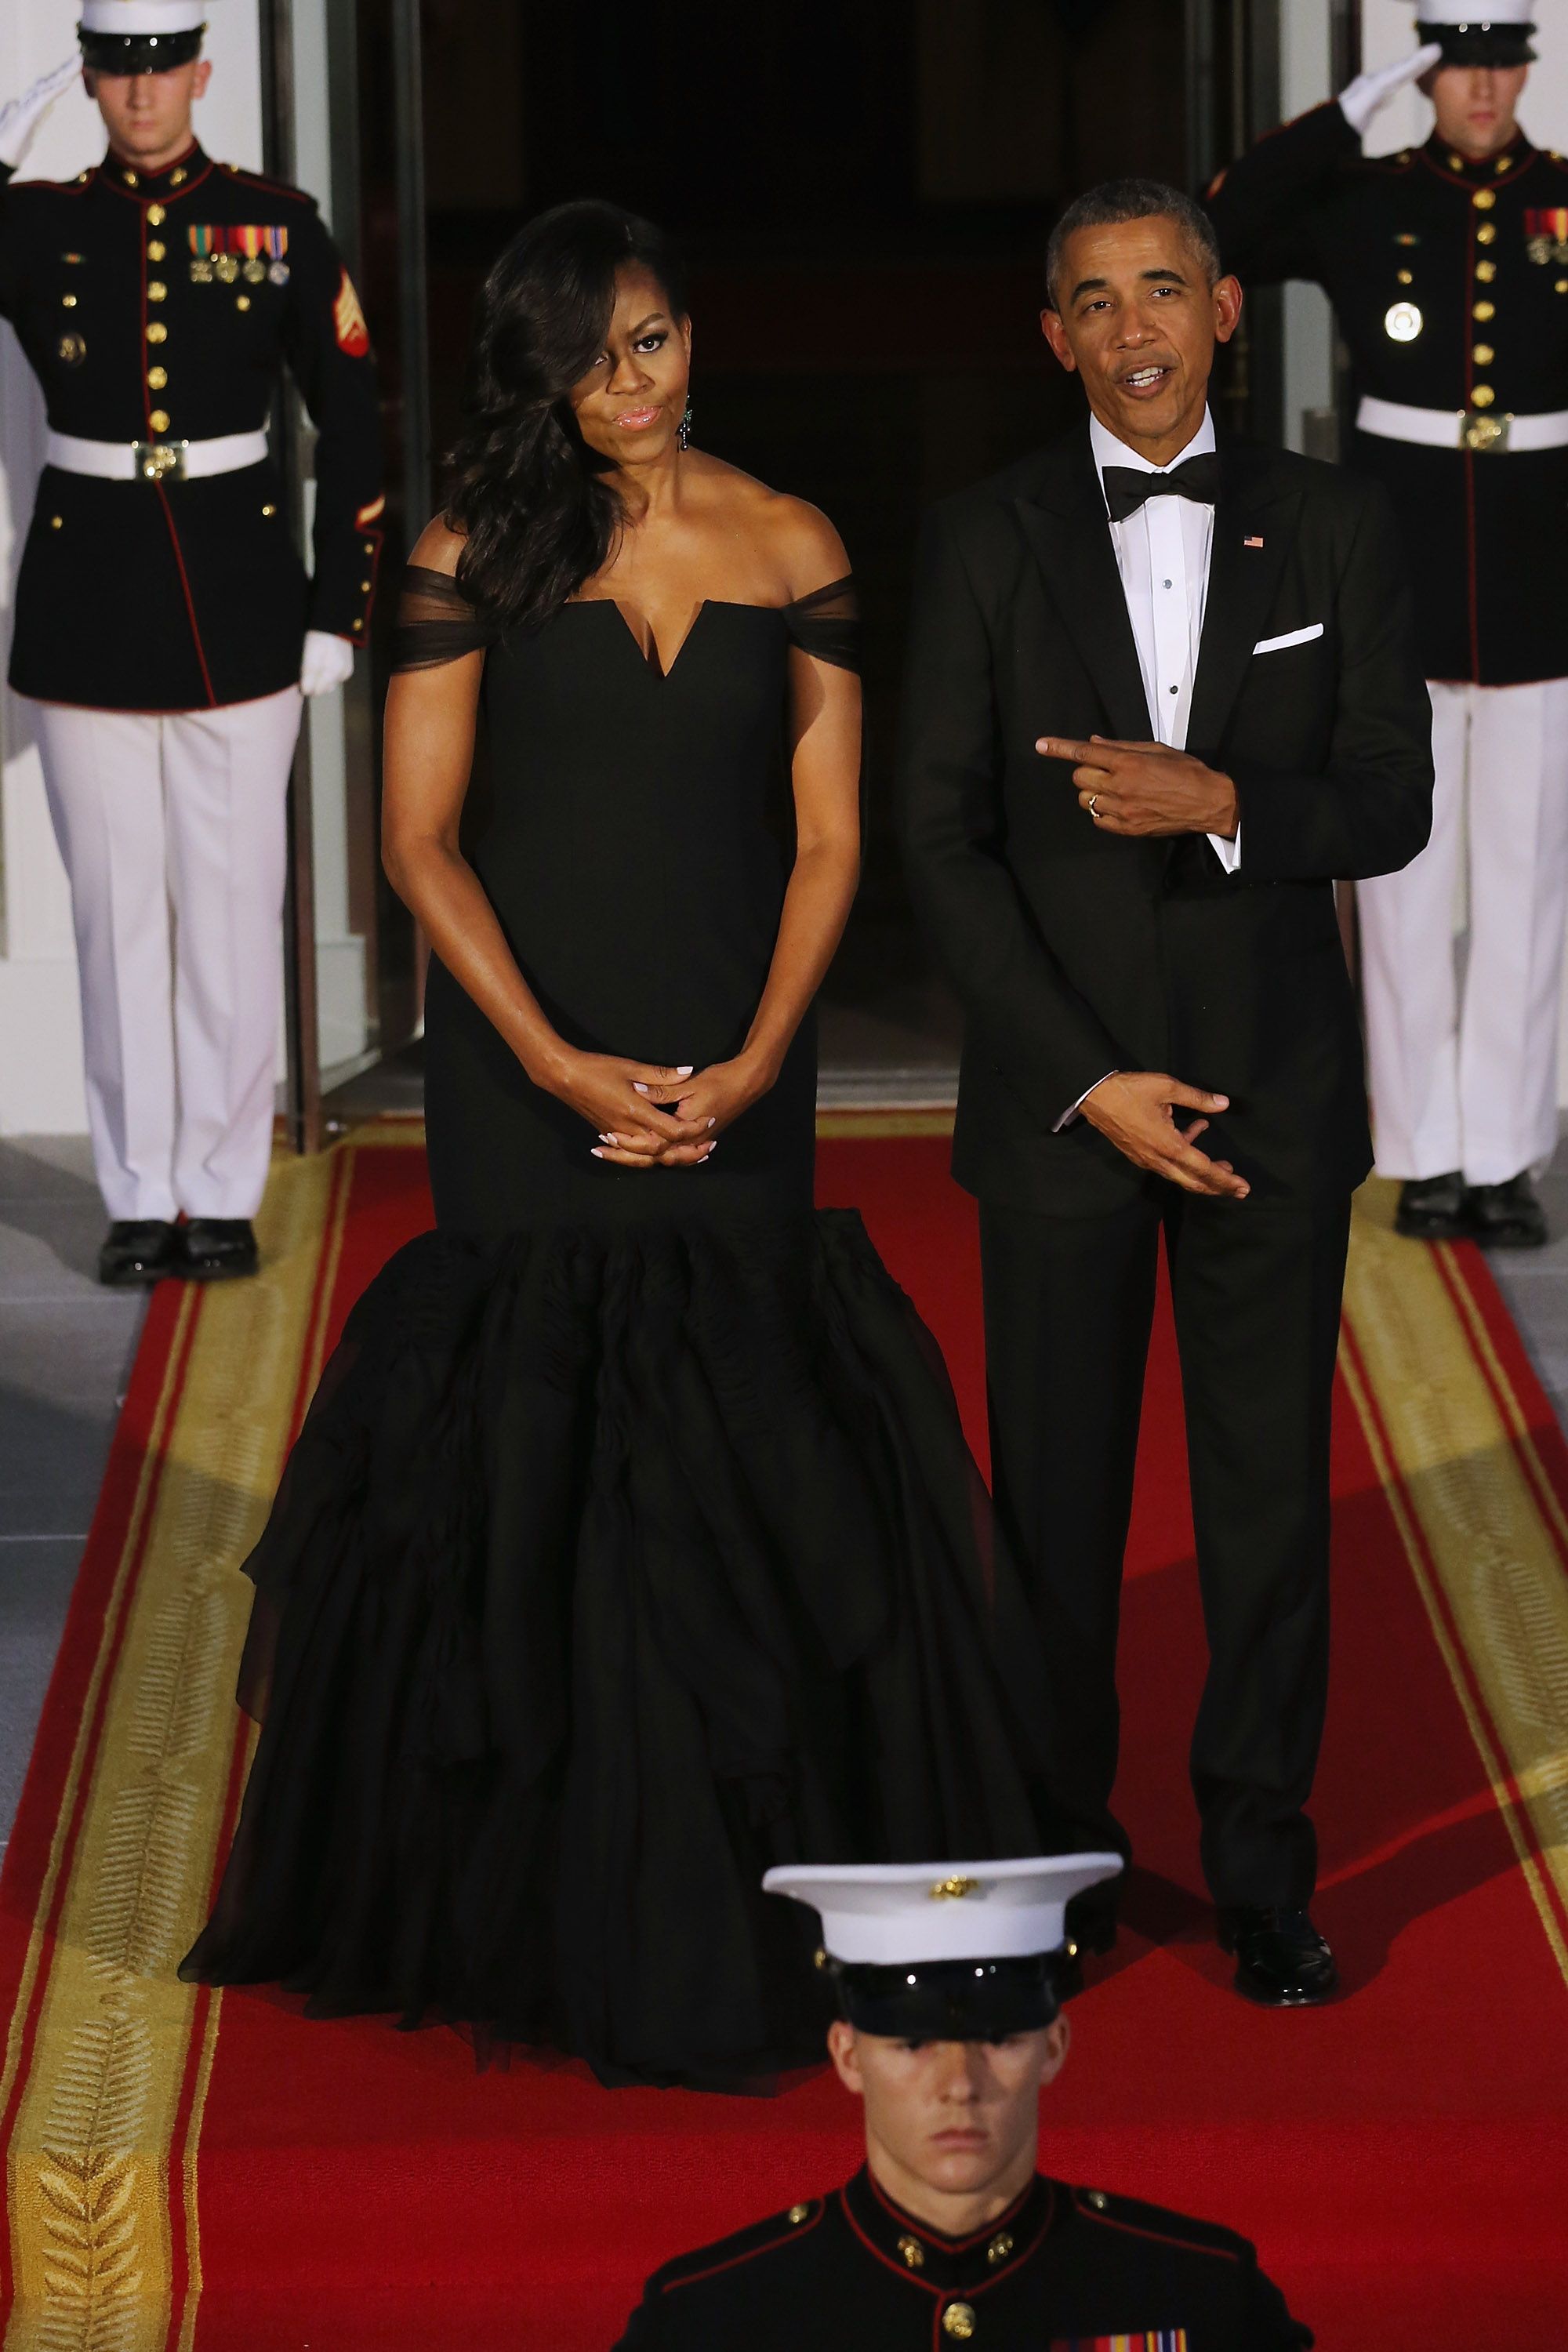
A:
[216,162,312,207]
[8,174,93,195]
[840,2186,941,2297]
[1072,2188,1243,2264]
[155,488,217,709]
[658,2201,826,2296]
[101,156,216,208]
[866,2166,1036,2256]
[1461,201,1479,679]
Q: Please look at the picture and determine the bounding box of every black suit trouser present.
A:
[979,1185,1352,1913]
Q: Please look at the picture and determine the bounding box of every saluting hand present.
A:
[0,57,80,171]
[1080,1072,1250,1200]
[1036,735,1239,841]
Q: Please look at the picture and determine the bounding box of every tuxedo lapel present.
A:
[1012,435,1152,742]
[1186,451,1300,758]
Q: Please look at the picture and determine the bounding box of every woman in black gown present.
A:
[182,201,1061,2090]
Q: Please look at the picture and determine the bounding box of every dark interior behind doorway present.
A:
[368,0,1195,1091]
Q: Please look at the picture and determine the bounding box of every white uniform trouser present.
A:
[32,688,302,1223]
[1359,677,1568,1186]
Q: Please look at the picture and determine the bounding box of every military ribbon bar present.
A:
[1525,209,1568,241]
[1047,2336,1189,2351]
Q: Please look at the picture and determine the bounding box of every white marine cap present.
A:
[763,1854,1123,1966]
[81,2,207,27]
[1411,0,1534,22]
[1410,4,1538,63]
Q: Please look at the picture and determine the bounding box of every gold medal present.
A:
[215,254,240,285]
[1384,299,1424,343]
[56,331,86,366]
[243,256,266,284]
[1529,233,1553,263]
[190,257,213,283]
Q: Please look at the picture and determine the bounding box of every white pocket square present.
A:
[1253,623,1325,655]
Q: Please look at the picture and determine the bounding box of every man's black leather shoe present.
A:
[1218,1907,1338,2006]
[1395,1171,1467,1241]
[98,1220,180,1287]
[1465,1172,1548,1250]
[179,1218,260,1282]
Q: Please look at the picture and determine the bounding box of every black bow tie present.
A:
[1101,452,1224,522]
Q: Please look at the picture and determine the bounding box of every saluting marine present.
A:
[615,1857,1312,2350]
[1207,1,1566,1250]
[0,1,383,1286]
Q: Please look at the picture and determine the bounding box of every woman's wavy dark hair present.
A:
[444,199,689,632]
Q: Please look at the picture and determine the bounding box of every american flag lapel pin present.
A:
[1243,535,1265,548]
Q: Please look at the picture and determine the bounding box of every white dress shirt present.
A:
[1087,405,1240,875]
[1055,410,1240,1128]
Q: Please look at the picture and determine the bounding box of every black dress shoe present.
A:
[1395,1171,1468,1242]
[178,1218,260,1282]
[1217,1907,1338,2006]
[98,1220,180,1287]
[1465,1171,1548,1250]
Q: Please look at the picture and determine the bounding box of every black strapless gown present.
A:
[181,566,1062,2089]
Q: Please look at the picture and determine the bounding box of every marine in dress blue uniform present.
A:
[0,1,383,1283]
[615,1858,1313,2351]
[1207,2,1564,1249]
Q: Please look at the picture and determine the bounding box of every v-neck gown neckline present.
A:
[179,560,1062,2092]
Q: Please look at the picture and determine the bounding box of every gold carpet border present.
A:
[1340,1181,1568,1984]
[2,1147,350,2352]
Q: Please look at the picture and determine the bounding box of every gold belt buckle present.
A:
[1460,409,1511,452]
[133,438,188,481]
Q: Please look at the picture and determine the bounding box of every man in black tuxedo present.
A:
[898,179,1433,2006]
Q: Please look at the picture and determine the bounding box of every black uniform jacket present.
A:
[0,140,383,711]
[1207,106,1568,686]
[615,2166,1312,2350]
[897,426,1434,1218]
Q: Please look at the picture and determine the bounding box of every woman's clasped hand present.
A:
[545,1047,769,1167]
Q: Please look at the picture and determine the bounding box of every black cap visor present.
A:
[79,29,204,75]
[1417,22,1537,66]
[833,1955,1062,2040]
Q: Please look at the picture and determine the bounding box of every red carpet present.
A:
[3,1123,1566,2352]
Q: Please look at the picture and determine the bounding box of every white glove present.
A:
[299,630,357,698]
[1339,43,1444,138]
[0,57,81,171]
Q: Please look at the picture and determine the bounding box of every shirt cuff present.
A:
[1054,1072,1117,1132]
[1207,821,1242,875]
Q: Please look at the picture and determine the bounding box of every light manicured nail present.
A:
[633,1083,650,1094]
[677,1065,694,1076]
[602,1133,619,1147]
[590,1148,605,1159]
[707,1117,717,1130]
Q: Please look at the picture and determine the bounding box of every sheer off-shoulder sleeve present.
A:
[782,574,859,673]
[389,562,499,673]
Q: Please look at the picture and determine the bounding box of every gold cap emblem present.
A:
[942,2303,977,2340]
[929,1876,981,1902]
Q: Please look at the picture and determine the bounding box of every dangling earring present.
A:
[677,396,693,452]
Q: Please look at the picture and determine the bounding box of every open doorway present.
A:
[324,0,1283,1116]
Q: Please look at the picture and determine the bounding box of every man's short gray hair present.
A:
[1044,179,1222,309]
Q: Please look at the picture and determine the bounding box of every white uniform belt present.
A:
[1356,394,1568,453]
[45,429,269,483]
